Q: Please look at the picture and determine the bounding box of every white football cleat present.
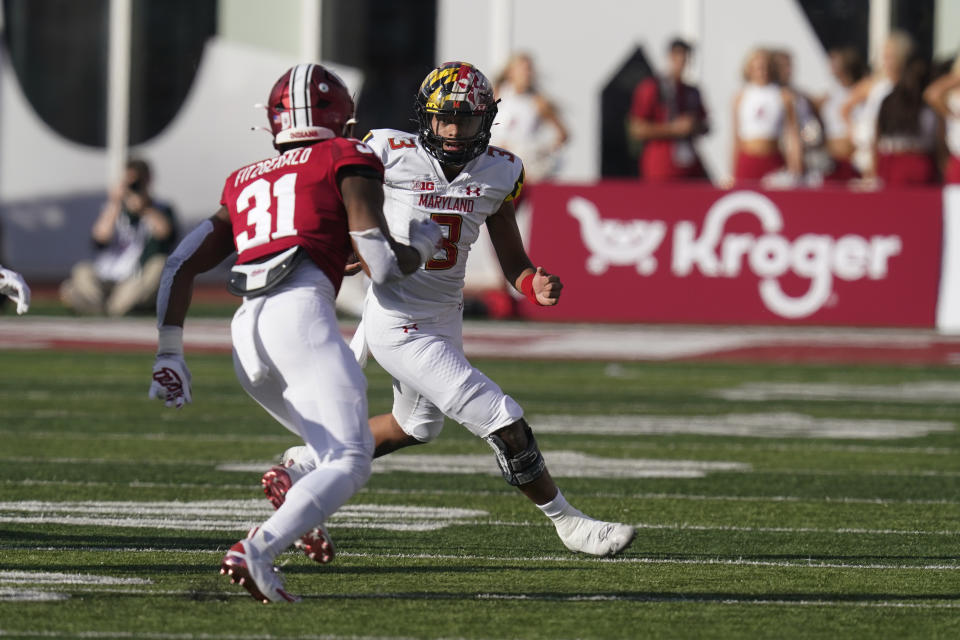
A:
[556,518,636,557]
[220,532,299,603]
[279,445,314,470]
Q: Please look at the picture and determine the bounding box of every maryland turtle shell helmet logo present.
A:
[415,61,498,165]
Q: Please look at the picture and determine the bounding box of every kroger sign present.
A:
[521,183,941,327]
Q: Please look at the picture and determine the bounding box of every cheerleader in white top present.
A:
[731,48,802,184]
[924,55,960,184]
[816,46,867,182]
[490,53,569,183]
[842,31,913,179]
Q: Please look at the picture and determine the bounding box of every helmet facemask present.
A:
[415,62,498,165]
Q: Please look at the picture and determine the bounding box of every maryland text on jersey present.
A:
[417,194,476,212]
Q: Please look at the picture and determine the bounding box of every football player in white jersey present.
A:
[263,62,636,558]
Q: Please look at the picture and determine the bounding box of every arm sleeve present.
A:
[630,78,659,120]
[155,219,215,327]
[349,227,403,284]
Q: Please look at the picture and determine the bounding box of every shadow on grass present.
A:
[288,590,960,605]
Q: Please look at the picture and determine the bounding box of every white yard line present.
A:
[362,487,960,506]
[0,500,958,538]
[3,481,958,507]
[715,380,960,403]
[0,501,487,533]
[2,547,957,572]
[0,430,296,444]
[5,428,959,456]
[531,413,955,440]
[221,452,752,479]
[0,571,149,585]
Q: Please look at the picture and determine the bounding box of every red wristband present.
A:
[520,273,543,306]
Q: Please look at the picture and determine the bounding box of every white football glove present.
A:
[149,326,192,408]
[0,266,31,315]
[149,355,192,408]
[407,218,444,264]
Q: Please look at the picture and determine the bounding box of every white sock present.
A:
[536,489,589,528]
[249,465,358,560]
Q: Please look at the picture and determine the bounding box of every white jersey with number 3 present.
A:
[362,128,524,317]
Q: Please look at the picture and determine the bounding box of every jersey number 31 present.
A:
[234,174,298,253]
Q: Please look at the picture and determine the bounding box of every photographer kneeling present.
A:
[61,159,178,316]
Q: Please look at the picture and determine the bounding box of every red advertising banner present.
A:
[520,183,942,326]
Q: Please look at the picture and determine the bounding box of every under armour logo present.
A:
[464,186,481,196]
[152,367,183,395]
[401,323,418,333]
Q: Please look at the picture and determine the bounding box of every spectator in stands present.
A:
[842,30,913,180]
[627,37,710,182]
[490,52,569,183]
[60,158,178,316]
[731,47,802,185]
[874,54,938,186]
[814,46,867,182]
[924,55,960,184]
[771,48,826,183]
[479,53,569,319]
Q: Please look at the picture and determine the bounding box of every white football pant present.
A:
[233,263,373,555]
[352,293,523,442]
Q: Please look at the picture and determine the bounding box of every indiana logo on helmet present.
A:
[263,64,358,146]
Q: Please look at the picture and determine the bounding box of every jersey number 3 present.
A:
[425,213,462,270]
[234,174,298,253]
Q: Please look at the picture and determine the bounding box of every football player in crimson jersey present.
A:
[263,62,636,558]
[148,63,442,604]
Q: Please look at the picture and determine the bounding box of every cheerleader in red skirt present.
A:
[731,48,802,185]
[874,55,938,187]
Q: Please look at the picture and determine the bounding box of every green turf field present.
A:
[1,348,959,639]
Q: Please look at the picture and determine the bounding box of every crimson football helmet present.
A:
[267,64,356,145]
[415,61,498,165]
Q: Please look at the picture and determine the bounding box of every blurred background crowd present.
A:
[626,30,960,190]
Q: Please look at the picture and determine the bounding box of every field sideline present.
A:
[4,315,960,364]
[1,315,959,638]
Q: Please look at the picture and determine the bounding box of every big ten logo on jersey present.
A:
[388,136,417,150]
[411,175,435,192]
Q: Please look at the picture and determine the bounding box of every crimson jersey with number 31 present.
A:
[220,137,384,293]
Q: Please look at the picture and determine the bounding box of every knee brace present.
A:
[484,420,545,487]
